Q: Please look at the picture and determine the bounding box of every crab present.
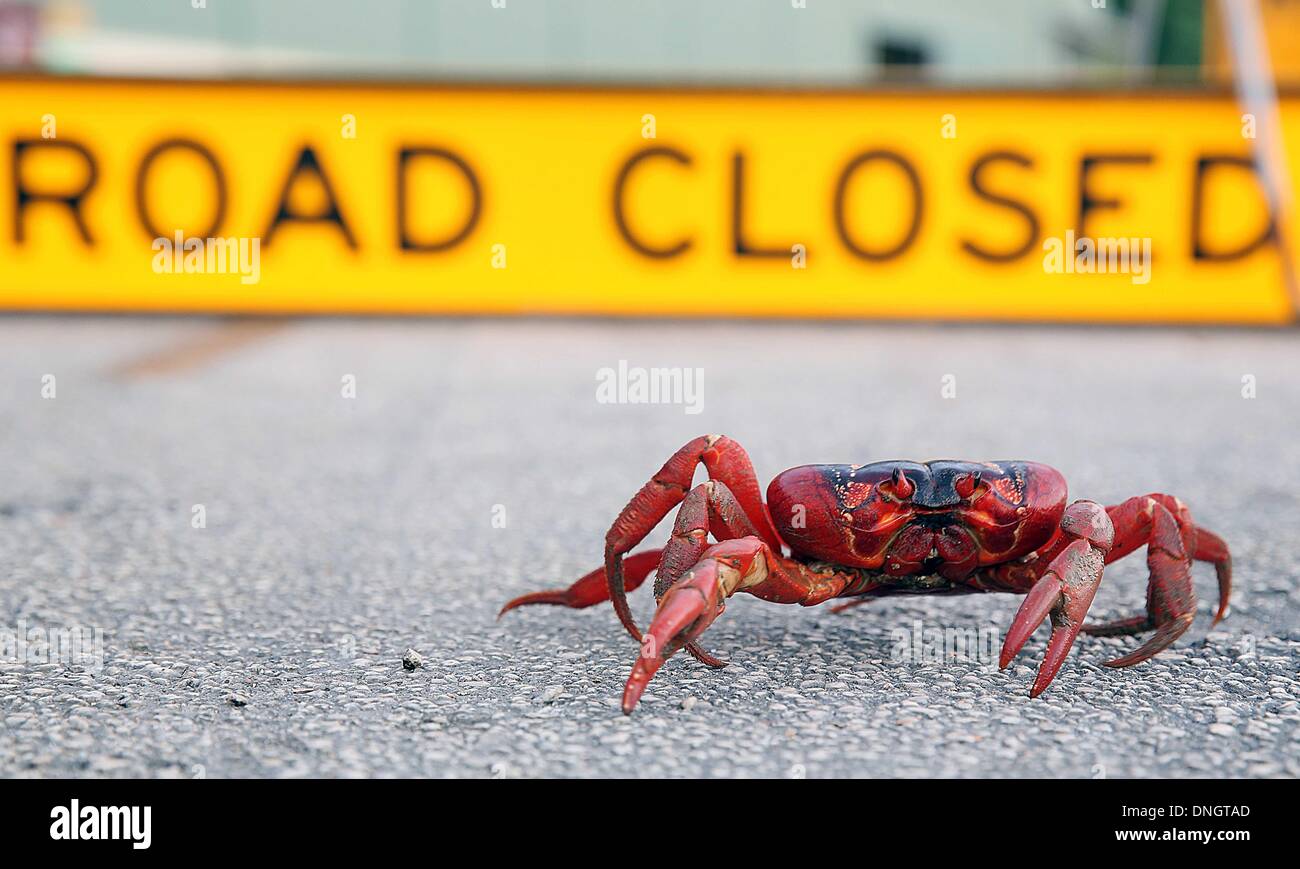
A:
[500,435,1232,714]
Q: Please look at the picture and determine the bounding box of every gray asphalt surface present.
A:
[0,316,1296,778]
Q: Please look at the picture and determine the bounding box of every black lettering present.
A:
[1191,155,1276,261]
[12,138,98,244]
[961,150,1039,262]
[833,150,922,261]
[397,146,482,252]
[732,151,796,258]
[612,146,693,259]
[1076,153,1153,239]
[263,145,356,248]
[135,138,227,240]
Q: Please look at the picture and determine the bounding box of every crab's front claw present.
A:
[999,573,1064,675]
[1000,502,1111,698]
[622,561,728,714]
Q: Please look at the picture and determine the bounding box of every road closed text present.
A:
[1,79,1295,322]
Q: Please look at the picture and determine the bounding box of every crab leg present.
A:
[622,536,851,714]
[498,549,663,616]
[1194,527,1233,620]
[999,500,1114,697]
[622,544,752,714]
[643,480,772,666]
[603,436,782,642]
[1079,494,1229,666]
[500,475,774,666]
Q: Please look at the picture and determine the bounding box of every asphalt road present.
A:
[0,316,1296,778]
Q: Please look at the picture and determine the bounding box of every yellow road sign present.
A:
[1,76,1295,322]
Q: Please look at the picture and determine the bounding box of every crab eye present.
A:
[890,468,915,500]
[954,472,981,499]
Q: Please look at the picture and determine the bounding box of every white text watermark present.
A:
[152,232,260,284]
[596,360,704,415]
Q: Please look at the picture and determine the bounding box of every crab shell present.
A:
[766,460,1068,580]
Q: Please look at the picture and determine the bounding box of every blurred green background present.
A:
[0,0,1248,86]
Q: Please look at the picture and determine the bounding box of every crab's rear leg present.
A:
[498,549,664,616]
[623,535,852,714]
[1080,494,1230,667]
[999,500,1113,697]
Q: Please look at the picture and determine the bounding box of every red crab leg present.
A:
[655,482,768,594]
[604,436,782,642]
[1193,527,1232,623]
[497,544,721,667]
[1099,494,1232,626]
[622,536,851,714]
[497,549,663,616]
[500,470,776,666]
[650,479,777,667]
[1079,494,1227,666]
[1000,500,1113,697]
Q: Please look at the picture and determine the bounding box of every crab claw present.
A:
[621,538,767,714]
[998,573,1063,674]
[1002,549,1106,697]
[1000,502,1111,698]
[622,562,726,714]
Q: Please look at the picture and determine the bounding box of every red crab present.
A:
[501,436,1232,713]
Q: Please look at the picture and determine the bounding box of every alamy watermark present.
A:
[50,799,150,849]
[0,619,104,672]
[152,232,261,284]
[596,360,704,415]
[891,618,999,668]
[1042,230,1151,285]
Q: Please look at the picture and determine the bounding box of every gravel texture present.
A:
[0,316,1296,778]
